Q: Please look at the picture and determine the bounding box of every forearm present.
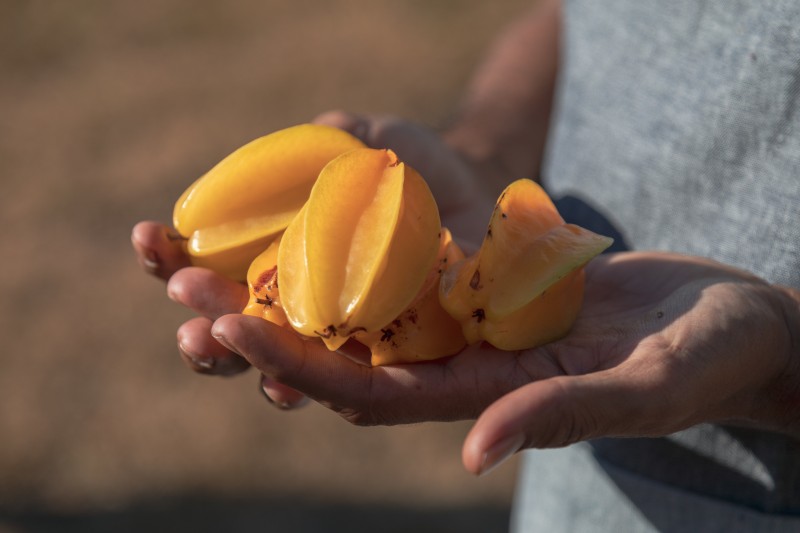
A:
[442,0,561,196]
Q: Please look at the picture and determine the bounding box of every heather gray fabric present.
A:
[512,0,800,530]
[512,443,800,532]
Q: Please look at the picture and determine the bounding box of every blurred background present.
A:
[0,1,533,532]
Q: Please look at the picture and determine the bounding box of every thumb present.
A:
[462,371,647,476]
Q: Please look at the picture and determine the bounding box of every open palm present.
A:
[132,220,796,475]
[207,249,790,433]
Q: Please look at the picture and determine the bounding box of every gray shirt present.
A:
[514,0,800,530]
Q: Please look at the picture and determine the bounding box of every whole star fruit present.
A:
[173,124,365,280]
[277,147,442,352]
[439,178,614,351]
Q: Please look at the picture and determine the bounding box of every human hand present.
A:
[206,251,799,473]
[130,111,498,407]
[312,110,499,243]
[131,220,309,408]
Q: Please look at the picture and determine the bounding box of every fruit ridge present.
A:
[278,147,441,351]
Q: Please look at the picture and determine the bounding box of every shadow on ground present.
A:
[1,498,509,533]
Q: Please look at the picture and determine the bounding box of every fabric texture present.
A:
[513,0,800,530]
[512,443,800,533]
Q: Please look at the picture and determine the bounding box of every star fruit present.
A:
[277,147,466,362]
[173,124,364,280]
[439,179,614,350]
[241,235,287,328]
[175,124,614,366]
[243,225,468,366]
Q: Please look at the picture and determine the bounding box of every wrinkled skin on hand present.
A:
[132,112,800,474]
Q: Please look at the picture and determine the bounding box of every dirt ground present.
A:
[0,1,534,532]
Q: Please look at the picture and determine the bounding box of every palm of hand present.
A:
[215,251,788,441]
[194,113,790,441]
[457,251,792,451]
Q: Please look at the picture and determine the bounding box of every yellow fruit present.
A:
[278,148,442,351]
[173,124,364,280]
[439,179,613,350]
[358,228,467,366]
[242,236,287,327]
[184,124,613,363]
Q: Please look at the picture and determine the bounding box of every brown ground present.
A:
[0,1,533,532]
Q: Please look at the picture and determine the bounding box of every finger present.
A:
[319,113,434,167]
[312,111,425,158]
[259,374,309,410]
[462,371,653,476]
[167,266,249,319]
[131,221,190,280]
[211,314,522,425]
[211,314,373,410]
[177,316,251,376]
[334,338,372,367]
[312,110,369,142]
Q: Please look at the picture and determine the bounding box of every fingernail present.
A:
[259,376,309,410]
[179,343,215,371]
[260,381,294,410]
[478,433,525,476]
[165,230,185,242]
[211,331,237,353]
[189,355,215,371]
[143,250,160,272]
[260,380,276,405]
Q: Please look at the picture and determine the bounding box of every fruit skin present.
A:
[445,259,586,349]
[242,236,287,327]
[189,125,612,362]
[357,228,467,366]
[278,147,442,352]
[439,179,613,351]
[242,227,467,366]
[242,229,465,366]
[173,124,364,281]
